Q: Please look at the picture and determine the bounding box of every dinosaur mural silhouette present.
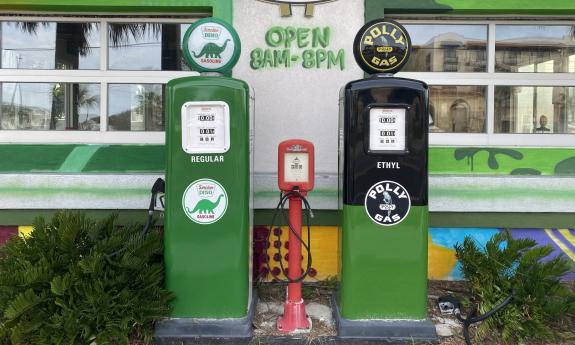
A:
[187,194,225,215]
[192,39,231,59]
[454,148,523,171]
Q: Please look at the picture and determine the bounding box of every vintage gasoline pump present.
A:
[334,19,437,340]
[155,18,255,342]
[275,139,314,333]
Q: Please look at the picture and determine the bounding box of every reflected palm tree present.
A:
[13,21,181,129]
[136,89,163,130]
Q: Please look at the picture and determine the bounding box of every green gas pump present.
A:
[155,18,255,342]
[334,19,436,341]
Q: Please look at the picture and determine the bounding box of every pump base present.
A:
[155,293,257,344]
[277,299,312,333]
[331,295,437,341]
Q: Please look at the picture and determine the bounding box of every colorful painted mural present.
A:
[2,224,573,280]
[251,226,575,281]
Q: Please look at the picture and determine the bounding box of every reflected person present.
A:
[534,115,550,133]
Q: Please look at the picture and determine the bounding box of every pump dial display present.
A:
[284,152,309,183]
[181,101,230,154]
[369,107,406,152]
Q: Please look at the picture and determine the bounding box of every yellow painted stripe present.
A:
[18,226,33,239]
[545,229,575,262]
[558,229,575,247]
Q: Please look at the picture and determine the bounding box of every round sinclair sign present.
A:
[183,18,241,73]
[364,180,411,226]
[182,178,228,225]
[353,18,412,75]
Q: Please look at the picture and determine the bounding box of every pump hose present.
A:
[455,292,514,345]
[107,178,165,258]
[140,178,165,236]
[265,189,313,284]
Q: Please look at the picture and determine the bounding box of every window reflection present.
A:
[429,85,486,133]
[0,83,100,130]
[495,86,575,133]
[1,22,100,69]
[108,23,192,70]
[402,24,487,72]
[108,84,163,131]
[495,25,575,73]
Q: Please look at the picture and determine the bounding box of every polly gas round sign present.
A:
[353,18,411,75]
[183,18,241,73]
[364,180,411,226]
[182,178,228,225]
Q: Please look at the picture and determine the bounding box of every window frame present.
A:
[0,15,200,144]
[394,18,575,147]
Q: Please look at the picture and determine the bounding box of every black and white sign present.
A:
[364,180,411,226]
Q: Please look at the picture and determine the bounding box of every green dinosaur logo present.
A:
[182,179,228,224]
[192,39,231,59]
[186,194,224,214]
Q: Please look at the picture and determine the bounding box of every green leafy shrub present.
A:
[0,211,173,345]
[455,230,575,343]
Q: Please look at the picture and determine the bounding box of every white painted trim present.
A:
[430,133,575,147]
[0,130,165,144]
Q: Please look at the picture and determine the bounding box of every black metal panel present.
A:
[343,75,428,206]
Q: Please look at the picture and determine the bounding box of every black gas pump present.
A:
[334,18,436,341]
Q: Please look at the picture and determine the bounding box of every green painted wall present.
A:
[1,144,574,175]
[0,0,232,22]
[365,0,575,20]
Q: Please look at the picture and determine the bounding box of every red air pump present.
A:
[276,139,314,333]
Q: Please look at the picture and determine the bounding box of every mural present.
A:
[251,226,575,281]
[1,144,574,176]
[2,225,573,281]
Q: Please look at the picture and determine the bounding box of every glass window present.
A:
[402,24,487,72]
[495,25,575,73]
[0,83,100,130]
[429,85,487,133]
[495,86,575,133]
[108,84,164,131]
[1,22,100,69]
[108,23,192,71]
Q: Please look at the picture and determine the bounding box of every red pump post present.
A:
[276,139,314,333]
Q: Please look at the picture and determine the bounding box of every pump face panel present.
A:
[368,107,406,153]
[181,101,231,154]
[278,140,315,192]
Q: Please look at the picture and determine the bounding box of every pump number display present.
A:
[369,107,406,152]
[181,101,230,154]
[284,152,309,183]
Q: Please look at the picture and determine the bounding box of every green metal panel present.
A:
[365,0,575,20]
[0,0,233,21]
[164,76,251,318]
[1,145,575,175]
[339,205,428,319]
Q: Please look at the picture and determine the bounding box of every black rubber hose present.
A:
[265,189,313,284]
[456,292,514,345]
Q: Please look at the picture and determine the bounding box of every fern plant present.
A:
[0,211,173,345]
[455,230,575,343]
